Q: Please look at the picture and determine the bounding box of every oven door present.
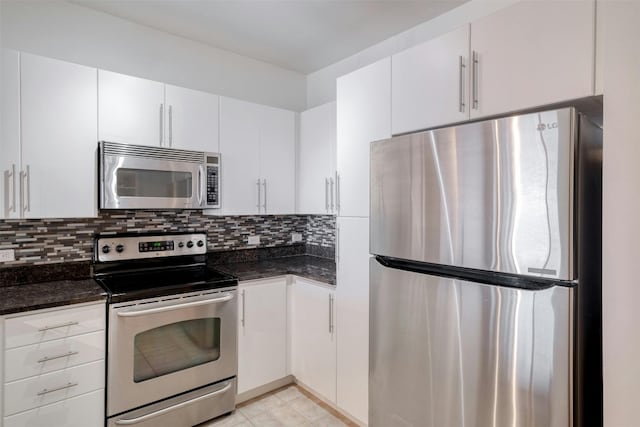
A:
[107,289,237,417]
[101,152,205,210]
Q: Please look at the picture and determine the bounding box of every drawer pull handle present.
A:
[38,351,79,363]
[37,382,78,396]
[38,321,79,332]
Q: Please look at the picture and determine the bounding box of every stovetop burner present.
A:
[93,232,237,303]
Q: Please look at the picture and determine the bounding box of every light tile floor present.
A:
[199,385,350,427]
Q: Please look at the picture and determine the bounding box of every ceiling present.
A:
[71,0,466,74]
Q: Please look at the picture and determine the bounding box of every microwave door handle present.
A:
[117,293,234,317]
[197,165,204,207]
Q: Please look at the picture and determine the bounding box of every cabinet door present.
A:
[219,97,261,215]
[392,25,470,134]
[1,49,20,219]
[291,279,336,403]
[299,102,336,215]
[165,84,220,152]
[470,0,595,119]
[20,54,98,219]
[259,105,296,215]
[98,70,164,146]
[336,217,370,424]
[237,279,287,394]
[336,58,391,218]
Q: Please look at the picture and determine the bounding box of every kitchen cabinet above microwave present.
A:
[391,0,596,135]
[98,70,220,152]
[1,50,98,219]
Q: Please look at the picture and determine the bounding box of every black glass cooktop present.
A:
[96,265,238,303]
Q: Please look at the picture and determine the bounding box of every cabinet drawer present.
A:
[5,331,105,382]
[4,389,104,427]
[4,360,105,416]
[5,304,105,349]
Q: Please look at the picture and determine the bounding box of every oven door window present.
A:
[133,318,221,383]
[116,168,193,198]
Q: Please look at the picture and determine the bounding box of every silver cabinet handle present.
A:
[329,177,335,212]
[117,293,234,317]
[37,382,78,396]
[241,289,246,327]
[20,165,30,214]
[5,164,16,214]
[115,381,233,425]
[38,351,79,363]
[38,321,79,332]
[256,179,262,212]
[325,178,329,212]
[159,104,164,146]
[335,172,340,213]
[329,294,334,334]
[459,56,466,113]
[168,105,173,147]
[262,179,267,212]
[335,224,340,263]
[472,50,479,110]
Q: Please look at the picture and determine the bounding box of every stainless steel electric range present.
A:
[94,232,238,427]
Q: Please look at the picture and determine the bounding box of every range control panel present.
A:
[96,233,207,262]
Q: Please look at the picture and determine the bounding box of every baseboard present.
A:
[294,380,366,427]
[235,375,294,404]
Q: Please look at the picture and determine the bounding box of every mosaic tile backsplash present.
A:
[0,212,336,267]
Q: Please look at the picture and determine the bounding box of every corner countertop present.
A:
[213,255,336,285]
[0,278,107,316]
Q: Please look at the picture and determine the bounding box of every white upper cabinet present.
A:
[164,84,220,152]
[98,70,165,147]
[298,102,337,215]
[237,278,288,395]
[219,97,261,215]
[1,49,20,219]
[219,96,295,215]
[291,279,337,403]
[392,25,470,135]
[259,106,296,215]
[469,0,595,119]
[21,53,98,219]
[336,58,391,218]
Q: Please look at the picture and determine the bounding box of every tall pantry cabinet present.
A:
[335,57,391,424]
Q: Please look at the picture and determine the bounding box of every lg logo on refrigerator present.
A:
[537,122,558,131]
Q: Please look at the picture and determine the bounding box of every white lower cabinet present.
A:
[336,217,370,424]
[3,389,104,427]
[2,302,106,427]
[237,278,288,394]
[291,278,336,403]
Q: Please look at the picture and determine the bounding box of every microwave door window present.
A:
[116,168,193,198]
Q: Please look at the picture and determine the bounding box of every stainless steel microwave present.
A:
[99,141,220,210]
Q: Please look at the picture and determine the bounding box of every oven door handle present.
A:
[116,293,234,318]
[114,381,233,425]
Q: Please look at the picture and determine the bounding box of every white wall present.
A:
[0,0,306,111]
[600,2,640,426]
[306,0,518,108]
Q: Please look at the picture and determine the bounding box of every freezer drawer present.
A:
[369,258,573,427]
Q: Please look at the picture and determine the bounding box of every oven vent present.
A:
[100,141,204,163]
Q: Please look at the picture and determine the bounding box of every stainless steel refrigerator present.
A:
[369,107,602,427]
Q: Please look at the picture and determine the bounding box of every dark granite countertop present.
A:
[0,278,107,316]
[213,255,336,285]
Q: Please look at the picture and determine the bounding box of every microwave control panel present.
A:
[205,153,220,209]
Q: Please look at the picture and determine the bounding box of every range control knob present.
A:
[178,242,184,248]
[197,240,204,248]
[186,241,194,248]
[101,245,110,254]
[116,244,124,253]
